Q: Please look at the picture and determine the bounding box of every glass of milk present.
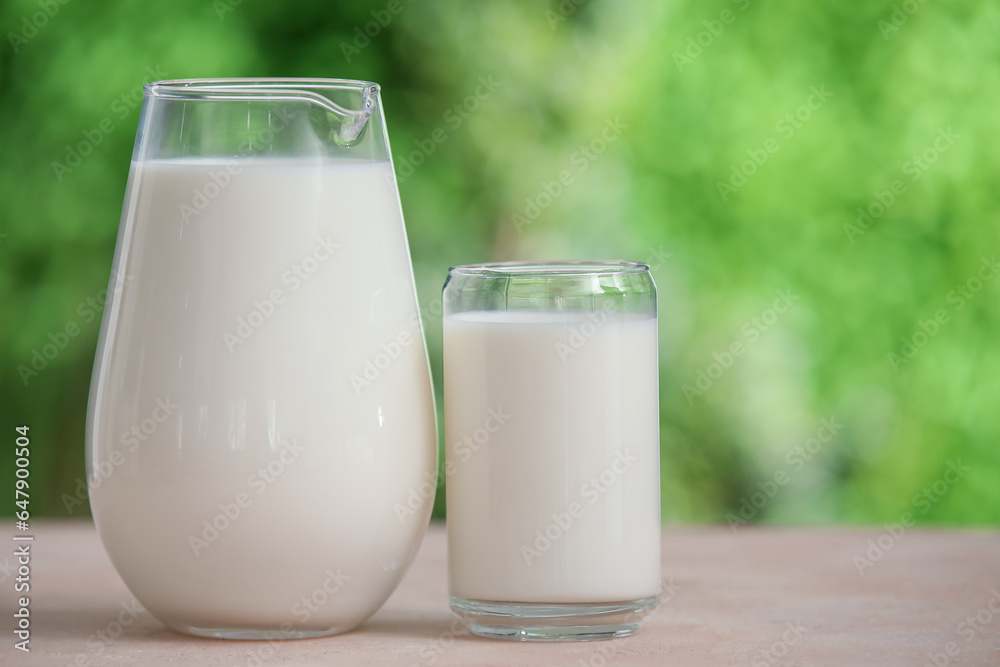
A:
[443,261,661,641]
[86,80,437,639]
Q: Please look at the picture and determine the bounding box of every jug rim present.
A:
[144,78,380,142]
[146,78,379,95]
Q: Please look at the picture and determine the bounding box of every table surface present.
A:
[4,522,999,666]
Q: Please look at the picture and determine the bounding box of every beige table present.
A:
[4,522,999,666]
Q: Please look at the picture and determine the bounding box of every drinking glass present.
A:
[86,79,437,639]
[442,261,661,641]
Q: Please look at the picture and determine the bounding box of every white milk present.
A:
[444,310,661,604]
[88,158,436,635]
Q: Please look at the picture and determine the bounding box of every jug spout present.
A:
[274,83,378,145]
[224,83,378,146]
[332,84,377,144]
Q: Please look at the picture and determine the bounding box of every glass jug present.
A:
[85,79,437,639]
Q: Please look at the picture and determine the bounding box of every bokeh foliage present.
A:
[1,0,997,524]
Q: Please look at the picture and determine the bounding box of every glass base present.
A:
[449,595,660,642]
[174,624,346,640]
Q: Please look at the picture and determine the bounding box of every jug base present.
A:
[174,624,348,640]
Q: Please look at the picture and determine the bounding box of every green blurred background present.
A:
[1,0,998,524]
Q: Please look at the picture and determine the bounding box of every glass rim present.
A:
[448,260,650,278]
